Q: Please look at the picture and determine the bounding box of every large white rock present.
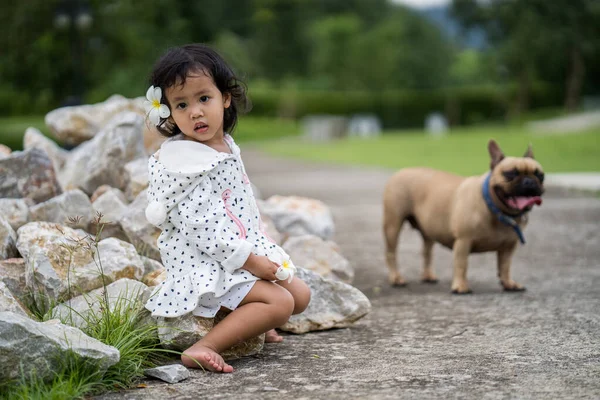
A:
[0,311,120,381]
[58,112,147,195]
[258,195,335,240]
[281,268,371,334]
[121,189,161,261]
[283,234,354,283]
[0,215,18,260]
[16,222,144,303]
[92,188,130,241]
[0,148,62,203]
[0,198,30,231]
[0,258,27,303]
[124,157,149,202]
[23,127,68,173]
[0,281,29,316]
[52,278,153,330]
[28,189,94,231]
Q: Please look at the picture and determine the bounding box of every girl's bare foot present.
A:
[181,345,234,373]
[265,328,283,343]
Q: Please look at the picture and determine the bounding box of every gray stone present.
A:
[29,189,94,231]
[302,115,348,141]
[0,198,30,231]
[52,278,152,330]
[280,268,370,334]
[92,189,130,241]
[121,190,161,261]
[0,311,120,381]
[0,148,62,203]
[17,222,144,303]
[124,158,149,202]
[283,234,354,283]
[0,144,10,158]
[156,309,265,360]
[0,258,27,303]
[58,112,147,195]
[23,127,68,173]
[347,114,382,138]
[258,195,335,240]
[0,281,29,316]
[0,215,18,260]
[144,364,190,384]
[140,256,163,276]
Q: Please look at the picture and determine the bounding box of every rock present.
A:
[92,188,130,241]
[283,235,354,283]
[144,364,190,384]
[16,222,144,303]
[280,268,371,334]
[58,112,147,195]
[142,267,166,287]
[258,196,335,240]
[124,157,149,202]
[0,258,27,303]
[0,198,30,231]
[91,185,126,203]
[0,281,30,316]
[156,309,265,360]
[23,127,68,172]
[29,189,94,231]
[260,213,283,245]
[121,189,161,261]
[52,278,153,330]
[0,148,62,203]
[140,256,163,276]
[0,215,18,260]
[0,311,120,381]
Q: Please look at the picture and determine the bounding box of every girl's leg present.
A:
[181,280,295,372]
[266,277,311,343]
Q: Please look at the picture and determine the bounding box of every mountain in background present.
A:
[417,5,487,49]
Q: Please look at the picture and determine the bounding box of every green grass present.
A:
[0,115,51,150]
[257,126,600,175]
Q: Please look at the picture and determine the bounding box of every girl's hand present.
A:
[242,254,280,280]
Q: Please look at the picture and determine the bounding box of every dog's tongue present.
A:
[507,196,542,210]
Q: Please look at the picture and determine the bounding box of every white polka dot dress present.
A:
[144,134,281,318]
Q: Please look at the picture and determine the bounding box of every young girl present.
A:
[142,44,311,373]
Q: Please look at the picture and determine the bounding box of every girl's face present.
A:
[165,71,231,148]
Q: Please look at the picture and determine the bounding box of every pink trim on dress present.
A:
[222,189,247,239]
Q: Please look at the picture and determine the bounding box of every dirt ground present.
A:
[96,147,600,400]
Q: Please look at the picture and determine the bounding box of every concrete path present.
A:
[96,149,600,400]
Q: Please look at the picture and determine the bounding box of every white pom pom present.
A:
[145,201,167,226]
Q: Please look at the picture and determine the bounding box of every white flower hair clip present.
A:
[268,250,297,283]
[144,85,170,126]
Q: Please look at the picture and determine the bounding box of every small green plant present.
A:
[11,213,179,397]
[0,350,104,400]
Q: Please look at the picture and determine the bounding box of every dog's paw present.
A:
[421,273,438,284]
[502,280,526,292]
[451,280,472,294]
[389,273,407,287]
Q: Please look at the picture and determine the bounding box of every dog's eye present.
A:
[502,169,519,181]
[534,170,545,183]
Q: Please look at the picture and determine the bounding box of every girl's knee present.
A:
[273,289,295,326]
[292,281,311,315]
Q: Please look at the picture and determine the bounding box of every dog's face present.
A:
[487,140,545,214]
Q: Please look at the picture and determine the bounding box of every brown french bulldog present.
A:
[383,139,544,294]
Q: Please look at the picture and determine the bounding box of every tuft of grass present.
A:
[0,351,104,400]
[258,125,600,175]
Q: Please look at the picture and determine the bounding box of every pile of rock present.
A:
[0,96,371,382]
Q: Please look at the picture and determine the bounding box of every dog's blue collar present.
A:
[482,173,526,244]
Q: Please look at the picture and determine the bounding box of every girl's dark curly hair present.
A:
[148,43,249,137]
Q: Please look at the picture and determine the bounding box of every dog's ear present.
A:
[488,139,505,170]
[524,143,535,159]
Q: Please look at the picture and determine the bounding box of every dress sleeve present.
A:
[171,178,253,274]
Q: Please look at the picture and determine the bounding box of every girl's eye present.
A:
[200,96,209,103]
[176,103,186,110]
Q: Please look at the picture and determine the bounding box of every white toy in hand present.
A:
[268,251,297,283]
